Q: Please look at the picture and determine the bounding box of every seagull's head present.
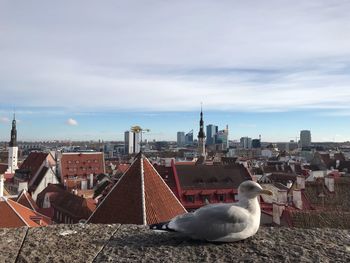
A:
[238,180,273,199]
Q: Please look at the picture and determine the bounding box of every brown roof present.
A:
[89,153,186,225]
[37,184,96,221]
[20,152,49,175]
[0,197,51,228]
[175,163,252,190]
[29,166,51,192]
[0,163,7,174]
[60,152,105,180]
[304,178,350,211]
[17,190,39,211]
[268,173,298,185]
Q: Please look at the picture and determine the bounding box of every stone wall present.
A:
[0,224,349,262]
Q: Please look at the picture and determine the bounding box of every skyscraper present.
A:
[185,130,193,145]
[300,130,311,147]
[6,114,18,174]
[215,125,229,150]
[124,130,141,154]
[177,132,186,146]
[206,124,218,145]
[240,137,252,149]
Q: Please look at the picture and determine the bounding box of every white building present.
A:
[6,115,18,174]
[124,130,141,154]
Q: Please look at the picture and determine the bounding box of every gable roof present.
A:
[175,163,252,190]
[16,190,39,211]
[20,152,49,171]
[29,166,57,193]
[36,184,96,221]
[89,153,186,225]
[0,197,51,228]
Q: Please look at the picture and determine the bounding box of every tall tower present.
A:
[6,114,18,174]
[197,106,206,157]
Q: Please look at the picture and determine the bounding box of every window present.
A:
[186,195,195,203]
[218,194,225,202]
[201,195,211,203]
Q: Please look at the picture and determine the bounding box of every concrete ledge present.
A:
[1,225,349,262]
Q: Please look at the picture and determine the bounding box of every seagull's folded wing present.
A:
[169,203,250,241]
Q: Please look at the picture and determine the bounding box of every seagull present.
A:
[150,180,273,242]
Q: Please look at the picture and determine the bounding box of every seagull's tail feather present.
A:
[149,221,176,232]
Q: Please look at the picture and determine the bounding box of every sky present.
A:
[1,0,350,142]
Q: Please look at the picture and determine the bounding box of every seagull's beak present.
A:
[260,189,273,196]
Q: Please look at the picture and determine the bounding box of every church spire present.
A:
[198,103,205,139]
[197,104,206,158]
[9,113,17,147]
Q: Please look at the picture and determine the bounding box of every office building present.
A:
[240,137,252,149]
[300,130,311,148]
[185,130,193,145]
[124,130,141,154]
[177,132,186,147]
[206,125,218,145]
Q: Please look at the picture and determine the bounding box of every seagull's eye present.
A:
[246,185,255,191]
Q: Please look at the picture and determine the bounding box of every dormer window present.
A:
[186,195,195,203]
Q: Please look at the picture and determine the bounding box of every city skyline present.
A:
[1,1,350,141]
[0,109,347,142]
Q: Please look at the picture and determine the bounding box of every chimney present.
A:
[81,179,87,190]
[273,202,285,225]
[0,174,4,197]
[89,174,94,189]
[293,189,303,209]
[325,176,335,192]
[277,190,287,204]
[296,176,305,190]
[290,163,295,173]
[336,160,340,169]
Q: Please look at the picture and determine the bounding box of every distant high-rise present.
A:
[240,137,252,149]
[300,130,311,147]
[215,125,229,150]
[206,124,218,145]
[251,139,261,149]
[185,130,193,145]
[177,132,186,146]
[124,130,141,154]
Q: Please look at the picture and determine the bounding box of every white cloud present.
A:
[0,117,9,123]
[66,118,78,126]
[1,1,350,112]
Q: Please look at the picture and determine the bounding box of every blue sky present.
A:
[1,1,350,142]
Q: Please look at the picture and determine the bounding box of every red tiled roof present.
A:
[20,152,49,178]
[116,164,130,174]
[143,157,186,224]
[17,190,39,211]
[0,198,51,228]
[60,152,105,180]
[89,153,186,225]
[200,190,216,195]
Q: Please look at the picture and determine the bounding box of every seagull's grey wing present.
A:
[168,203,250,241]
